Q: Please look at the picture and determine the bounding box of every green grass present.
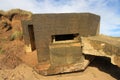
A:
[0,48,5,54]
[9,31,23,41]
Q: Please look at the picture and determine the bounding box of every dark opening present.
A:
[0,14,3,20]
[10,13,17,21]
[52,33,79,42]
[28,25,36,51]
[89,56,120,79]
[0,14,2,18]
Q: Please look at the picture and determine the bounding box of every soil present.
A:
[0,9,30,69]
[0,56,120,80]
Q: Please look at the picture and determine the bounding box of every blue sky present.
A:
[0,0,120,37]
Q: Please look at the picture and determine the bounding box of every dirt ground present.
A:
[0,53,120,80]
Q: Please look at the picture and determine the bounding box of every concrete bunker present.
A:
[22,13,100,75]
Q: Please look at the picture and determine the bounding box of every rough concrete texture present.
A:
[22,20,33,52]
[32,13,100,63]
[22,13,100,75]
[82,35,120,67]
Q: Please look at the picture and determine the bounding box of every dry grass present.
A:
[7,9,32,19]
[0,10,5,16]
[0,48,5,54]
[0,9,32,19]
[9,31,23,41]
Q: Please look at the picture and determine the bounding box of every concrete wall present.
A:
[32,13,100,63]
[22,20,34,52]
[21,13,100,74]
[22,13,100,65]
[49,43,84,67]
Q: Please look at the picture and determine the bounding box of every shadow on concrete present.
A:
[89,56,120,79]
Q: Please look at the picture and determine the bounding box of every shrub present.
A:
[9,31,23,41]
[0,48,5,54]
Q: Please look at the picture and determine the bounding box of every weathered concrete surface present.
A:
[82,35,120,67]
[22,13,100,63]
[35,42,93,75]
[22,13,100,75]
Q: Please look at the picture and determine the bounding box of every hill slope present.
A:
[0,9,32,69]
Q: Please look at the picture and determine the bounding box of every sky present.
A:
[0,0,120,37]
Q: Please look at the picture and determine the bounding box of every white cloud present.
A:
[0,0,120,36]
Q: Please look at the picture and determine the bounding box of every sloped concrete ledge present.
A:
[82,35,120,67]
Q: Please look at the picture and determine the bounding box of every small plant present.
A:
[9,31,23,41]
[0,48,5,54]
[0,38,7,42]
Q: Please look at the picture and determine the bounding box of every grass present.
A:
[9,31,23,41]
[0,9,32,20]
[0,38,7,42]
[7,9,32,20]
[0,10,5,16]
[0,48,5,54]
